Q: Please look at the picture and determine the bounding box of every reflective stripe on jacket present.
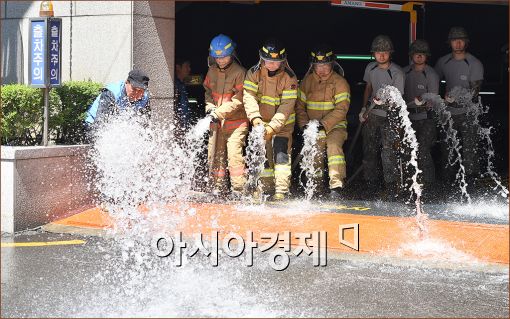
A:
[243,64,298,135]
[295,71,350,133]
[203,61,248,130]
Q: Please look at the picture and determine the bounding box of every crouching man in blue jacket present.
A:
[85,69,151,127]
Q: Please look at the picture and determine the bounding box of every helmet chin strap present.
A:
[208,51,242,69]
[207,56,214,68]
[259,58,294,77]
[307,61,345,77]
[260,58,280,77]
[207,56,236,70]
[267,70,277,77]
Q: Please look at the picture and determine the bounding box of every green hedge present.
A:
[53,81,102,144]
[1,81,102,146]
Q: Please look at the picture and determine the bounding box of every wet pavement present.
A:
[259,198,509,225]
[1,229,508,317]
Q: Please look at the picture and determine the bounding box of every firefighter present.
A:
[359,35,405,196]
[296,44,351,199]
[204,34,249,197]
[243,38,298,201]
[434,26,484,181]
[403,39,440,190]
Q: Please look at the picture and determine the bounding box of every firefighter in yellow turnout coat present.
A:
[296,45,351,198]
[205,34,249,196]
[243,39,298,201]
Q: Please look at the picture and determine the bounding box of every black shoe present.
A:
[420,181,439,202]
[465,174,480,185]
[311,187,328,200]
[328,187,344,200]
[362,181,381,200]
[465,174,482,196]
[228,190,246,201]
[379,183,399,201]
[207,189,228,201]
[272,192,286,201]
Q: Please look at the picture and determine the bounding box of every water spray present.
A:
[244,125,266,200]
[377,86,428,234]
[299,120,321,201]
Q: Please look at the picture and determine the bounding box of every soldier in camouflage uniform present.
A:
[359,35,405,195]
[434,26,484,180]
[403,39,440,189]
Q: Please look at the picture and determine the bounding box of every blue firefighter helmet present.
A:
[209,34,235,58]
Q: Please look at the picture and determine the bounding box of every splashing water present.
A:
[92,115,183,213]
[245,125,266,197]
[422,92,471,203]
[186,116,212,145]
[447,86,475,107]
[479,126,509,198]
[73,93,508,316]
[449,88,508,200]
[184,116,214,191]
[90,113,212,219]
[398,238,478,264]
[424,88,509,201]
[299,120,321,201]
[85,113,290,315]
[440,201,509,221]
[376,86,427,233]
[88,111,214,296]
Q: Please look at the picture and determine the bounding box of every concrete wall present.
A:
[70,1,133,84]
[1,145,96,234]
[132,1,175,124]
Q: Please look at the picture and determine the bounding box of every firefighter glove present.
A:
[205,104,216,115]
[414,96,424,106]
[207,113,219,124]
[359,107,368,123]
[264,125,275,141]
[445,94,455,105]
[373,97,384,105]
[252,117,264,127]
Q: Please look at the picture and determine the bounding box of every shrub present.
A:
[1,81,102,145]
[53,81,102,144]
[1,84,60,145]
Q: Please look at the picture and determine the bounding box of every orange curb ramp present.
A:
[49,202,509,265]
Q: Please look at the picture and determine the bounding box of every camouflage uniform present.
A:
[403,60,440,185]
[361,62,405,185]
[434,27,484,177]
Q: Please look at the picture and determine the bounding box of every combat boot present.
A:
[328,186,345,200]
[251,189,262,202]
[328,180,346,200]
[209,188,227,201]
[379,182,399,201]
[360,180,381,200]
[272,192,286,201]
[229,190,245,201]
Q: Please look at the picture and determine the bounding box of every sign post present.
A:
[29,15,62,146]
